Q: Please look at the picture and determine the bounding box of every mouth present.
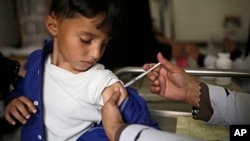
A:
[82,61,94,66]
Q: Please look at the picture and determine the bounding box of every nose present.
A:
[89,44,102,61]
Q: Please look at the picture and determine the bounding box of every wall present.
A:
[0,0,51,48]
[149,0,250,43]
[1,0,249,47]
[0,1,20,46]
[171,0,250,42]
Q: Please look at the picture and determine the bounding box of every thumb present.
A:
[157,52,176,71]
[108,87,121,104]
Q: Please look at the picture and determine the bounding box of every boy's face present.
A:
[46,13,111,73]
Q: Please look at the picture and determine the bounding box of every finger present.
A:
[147,72,156,81]
[4,110,17,125]
[142,63,149,71]
[5,97,36,125]
[4,102,27,125]
[149,71,161,87]
[153,79,160,86]
[158,73,167,95]
[9,107,27,124]
[11,98,31,123]
[157,52,176,71]
[19,96,37,114]
[14,97,36,121]
[147,68,160,82]
[16,102,31,120]
[143,63,161,72]
[150,85,160,93]
[142,63,153,71]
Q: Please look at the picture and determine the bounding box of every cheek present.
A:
[59,32,80,50]
[57,25,78,45]
[97,47,107,59]
[57,38,82,58]
[100,48,106,55]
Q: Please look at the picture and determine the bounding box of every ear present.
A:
[45,14,58,37]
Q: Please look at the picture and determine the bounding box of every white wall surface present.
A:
[172,0,250,42]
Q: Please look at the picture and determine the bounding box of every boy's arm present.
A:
[102,82,127,105]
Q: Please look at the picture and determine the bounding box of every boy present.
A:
[4,0,159,141]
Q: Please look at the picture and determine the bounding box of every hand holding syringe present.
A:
[124,62,161,87]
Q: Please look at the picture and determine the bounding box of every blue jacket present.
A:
[5,40,160,141]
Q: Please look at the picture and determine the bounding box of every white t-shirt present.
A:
[43,55,121,141]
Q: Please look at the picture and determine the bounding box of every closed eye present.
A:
[80,38,91,44]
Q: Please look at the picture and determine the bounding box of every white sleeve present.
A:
[86,64,122,106]
[119,124,199,141]
[207,84,250,125]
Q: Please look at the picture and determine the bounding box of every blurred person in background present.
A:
[185,33,250,92]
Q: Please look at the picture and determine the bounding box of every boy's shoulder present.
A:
[27,39,53,61]
[28,49,43,60]
[25,49,43,68]
[87,63,116,78]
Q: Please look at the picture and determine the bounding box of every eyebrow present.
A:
[80,31,96,37]
[80,31,112,40]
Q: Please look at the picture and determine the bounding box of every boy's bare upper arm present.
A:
[102,81,127,105]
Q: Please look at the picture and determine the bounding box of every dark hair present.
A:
[49,0,122,36]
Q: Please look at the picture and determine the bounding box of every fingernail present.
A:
[12,121,16,125]
[22,120,26,124]
[26,115,30,119]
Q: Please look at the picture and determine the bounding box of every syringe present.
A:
[124,62,161,87]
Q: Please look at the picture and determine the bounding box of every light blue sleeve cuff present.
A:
[119,124,150,141]
[207,84,228,125]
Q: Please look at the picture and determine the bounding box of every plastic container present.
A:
[215,53,232,85]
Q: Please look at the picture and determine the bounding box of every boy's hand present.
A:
[4,96,37,125]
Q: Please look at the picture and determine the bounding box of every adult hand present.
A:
[4,96,37,125]
[143,52,200,107]
[101,87,126,141]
